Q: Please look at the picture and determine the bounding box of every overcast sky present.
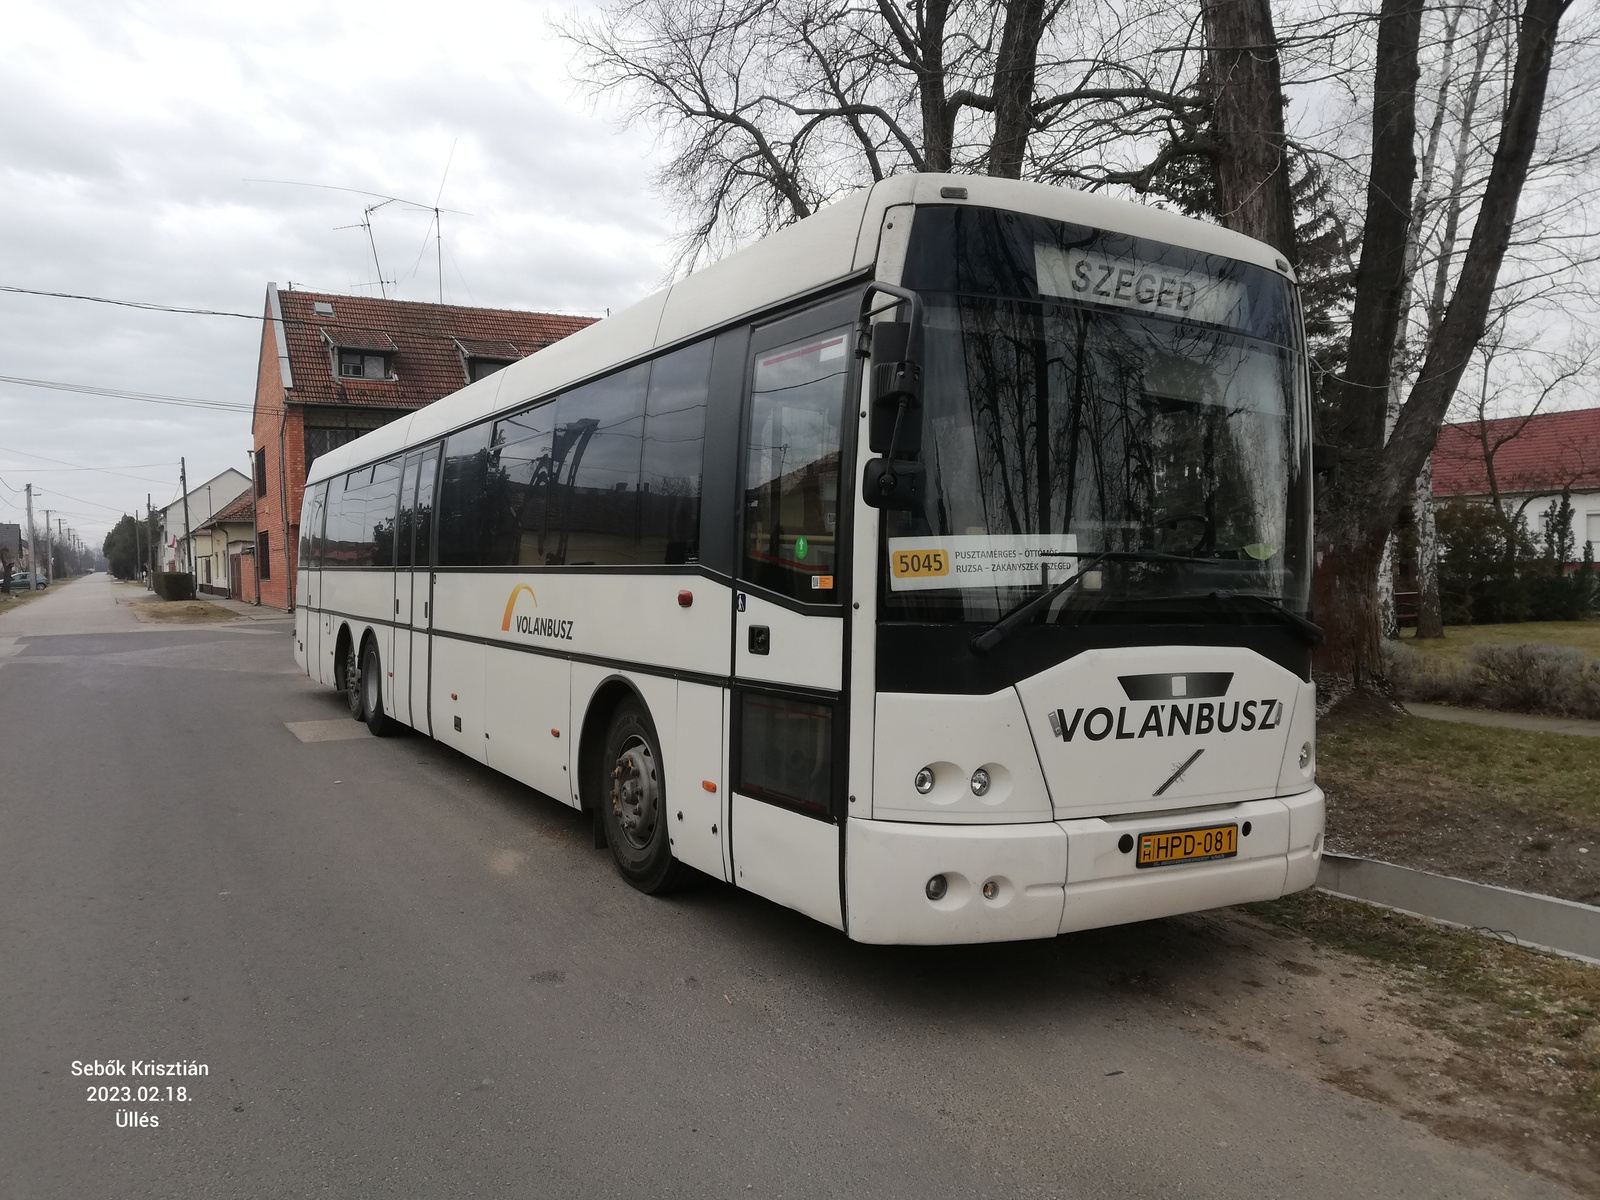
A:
[0,0,671,545]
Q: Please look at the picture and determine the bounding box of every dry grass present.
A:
[127,599,238,624]
[1246,892,1600,1157]
[1399,620,1600,664]
[0,587,48,617]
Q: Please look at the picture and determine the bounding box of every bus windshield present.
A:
[882,205,1312,626]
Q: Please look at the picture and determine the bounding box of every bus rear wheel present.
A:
[598,699,692,894]
[361,641,395,737]
[342,636,365,721]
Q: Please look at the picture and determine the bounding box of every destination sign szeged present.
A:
[1034,244,1249,327]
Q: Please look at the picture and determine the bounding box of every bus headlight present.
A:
[1299,741,1312,770]
[914,767,935,794]
[925,874,948,900]
[970,768,991,796]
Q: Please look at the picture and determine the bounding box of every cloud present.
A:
[0,0,673,540]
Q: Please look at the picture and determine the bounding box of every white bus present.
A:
[295,173,1324,945]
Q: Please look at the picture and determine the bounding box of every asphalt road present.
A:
[0,576,1572,1199]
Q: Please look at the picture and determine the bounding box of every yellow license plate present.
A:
[1136,823,1238,868]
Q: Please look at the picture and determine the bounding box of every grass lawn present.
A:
[1317,702,1600,902]
[1397,619,1600,663]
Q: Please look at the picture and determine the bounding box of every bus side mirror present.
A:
[862,458,925,513]
[869,321,922,456]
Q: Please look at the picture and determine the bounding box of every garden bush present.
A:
[1384,641,1600,719]
[150,571,195,601]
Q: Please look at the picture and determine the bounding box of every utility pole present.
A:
[57,518,64,580]
[179,458,193,577]
[24,483,37,589]
[43,510,52,585]
[147,495,156,587]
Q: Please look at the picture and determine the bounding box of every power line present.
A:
[0,374,252,414]
[0,284,608,330]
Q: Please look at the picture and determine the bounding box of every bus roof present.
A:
[303,174,1292,486]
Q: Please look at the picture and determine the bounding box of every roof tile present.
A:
[1433,407,1600,496]
[276,290,596,409]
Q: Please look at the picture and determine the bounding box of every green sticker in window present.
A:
[795,535,809,561]
[1244,543,1277,561]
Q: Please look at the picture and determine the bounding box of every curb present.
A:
[1316,852,1600,965]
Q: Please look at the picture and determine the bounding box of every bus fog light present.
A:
[970,768,991,796]
[1298,741,1312,770]
[982,880,998,900]
[914,767,935,794]
[925,874,948,901]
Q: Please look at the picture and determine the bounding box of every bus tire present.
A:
[361,640,395,737]
[598,698,692,894]
[342,633,365,721]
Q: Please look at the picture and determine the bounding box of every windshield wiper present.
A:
[970,550,1211,655]
[1204,590,1325,646]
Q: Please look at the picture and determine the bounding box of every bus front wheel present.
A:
[598,699,693,894]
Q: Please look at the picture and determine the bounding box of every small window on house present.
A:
[468,357,515,383]
[337,350,391,380]
[258,532,271,580]
[254,447,267,497]
[313,301,335,317]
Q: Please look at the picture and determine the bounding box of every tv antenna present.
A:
[334,199,398,298]
[245,176,472,302]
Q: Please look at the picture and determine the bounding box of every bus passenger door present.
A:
[729,304,857,931]
[409,445,440,736]
[391,453,421,725]
[300,482,327,678]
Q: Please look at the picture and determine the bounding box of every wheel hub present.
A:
[610,739,658,850]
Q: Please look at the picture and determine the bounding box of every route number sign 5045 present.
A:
[891,549,948,580]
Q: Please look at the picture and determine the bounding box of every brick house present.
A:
[249,285,595,609]
[1433,406,1600,557]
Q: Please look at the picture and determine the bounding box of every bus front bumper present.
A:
[844,787,1324,945]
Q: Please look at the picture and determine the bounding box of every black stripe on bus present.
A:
[305,603,842,701]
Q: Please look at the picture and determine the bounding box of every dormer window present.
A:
[338,350,391,380]
[313,301,335,317]
[322,326,399,382]
[467,357,514,382]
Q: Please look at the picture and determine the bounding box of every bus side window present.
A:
[299,481,327,568]
[395,455,420,569]
[742,328,849,601]
[368,456,403,568]
[492,402,558,567]
[436,422,495,566]
[552,364,650,565]
[640,340,711,565]
[413,446,439,568]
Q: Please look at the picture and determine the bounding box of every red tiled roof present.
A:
[276,290,596,409]
[209,491,256,524]
[1433,407,1600,497]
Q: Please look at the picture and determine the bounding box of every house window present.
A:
[258,532,271,580]
[468,357,514,383]
[254,447,267,497]
[337,350,391,380]
[1586,511,1600,550]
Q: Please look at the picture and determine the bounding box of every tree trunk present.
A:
[988,0,1050,178]
[1200,0,1297,262]
[1377,0,1569,531]
[1415,454,1444,636]
[1312,0,1425,684]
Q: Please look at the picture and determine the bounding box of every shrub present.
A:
[1386,641,1600,719]
[150,572,195,601]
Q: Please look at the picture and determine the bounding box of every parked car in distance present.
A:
[6,571,46,589]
